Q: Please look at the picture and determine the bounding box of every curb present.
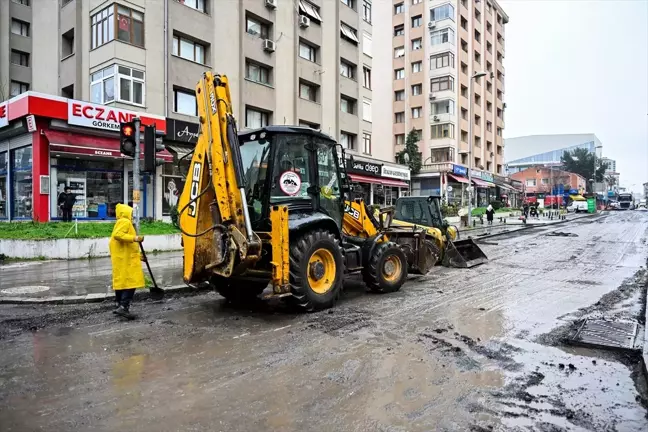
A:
[643,288,648,389]
[0,284,197,305]
[470,212,603,242]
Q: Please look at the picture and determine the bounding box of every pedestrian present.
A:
[522,202,529,219]
[57,186,76,222]
[486,204,495,225]
[109,203,145,320]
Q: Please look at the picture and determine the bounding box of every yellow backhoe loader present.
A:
[176,72,436,311]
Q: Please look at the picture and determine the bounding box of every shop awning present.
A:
[45,130,173,162]
[348,173,408,188]
[472,178,495,188]
[497,183,519,192]
[448,174,469,184]
[165,144,193,160]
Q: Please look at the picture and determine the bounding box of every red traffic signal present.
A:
[120,121,136,157]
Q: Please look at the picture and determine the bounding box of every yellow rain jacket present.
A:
[109,204,145,290]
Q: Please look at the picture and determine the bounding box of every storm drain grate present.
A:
[569,319,639,351]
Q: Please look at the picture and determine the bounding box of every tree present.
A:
[396,128,422,175]
[560,148,607,190]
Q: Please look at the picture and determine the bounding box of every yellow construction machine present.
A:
[390,196,488,268]
[176,72,436,311]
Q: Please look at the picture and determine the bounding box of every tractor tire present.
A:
[287,230,344,312]
[211,276,267,304]
[363,242,408,293]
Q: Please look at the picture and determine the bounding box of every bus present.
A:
[618,193,633,210]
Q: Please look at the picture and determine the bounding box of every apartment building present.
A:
[374,0,509,205]
[0,0,410,221]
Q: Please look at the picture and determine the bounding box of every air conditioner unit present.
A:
[428,93,436,100]
[490,71,495,79]
[299,15,310,28]
[265,0,277,10]
[503,102,507,109]
[427,21,436,29]
[263,39,276,52]
[433,116,440,122]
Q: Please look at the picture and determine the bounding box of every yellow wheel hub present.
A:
[382,255,402,282]
[307,248,336,294]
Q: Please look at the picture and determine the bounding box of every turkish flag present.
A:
[118,15,130,31]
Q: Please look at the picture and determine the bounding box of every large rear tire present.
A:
[211,276,267,304]
[288,230,344,312]
[363,242,408,293]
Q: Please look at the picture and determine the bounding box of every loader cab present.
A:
[394,196,445,229]
[238,126,345,233]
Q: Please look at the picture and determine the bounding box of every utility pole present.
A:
[132,117,141,232]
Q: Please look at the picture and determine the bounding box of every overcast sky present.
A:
[499,0,648,193]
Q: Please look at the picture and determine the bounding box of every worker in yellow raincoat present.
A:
[110,203,145,319]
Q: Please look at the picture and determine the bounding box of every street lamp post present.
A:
[467,71,488,226]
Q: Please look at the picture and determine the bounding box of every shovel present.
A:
[139,243,165,300]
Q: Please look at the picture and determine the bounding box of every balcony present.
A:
[428,137,455,149]
[429,112,455,124]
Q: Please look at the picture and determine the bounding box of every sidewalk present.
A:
[0,251,186,304]
[458,211,598,238]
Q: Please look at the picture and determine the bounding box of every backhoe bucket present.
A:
[442,239,488,268]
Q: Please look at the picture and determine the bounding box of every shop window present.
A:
[0,151,7,218]
[51,159,124,219]
[11,146,32,219]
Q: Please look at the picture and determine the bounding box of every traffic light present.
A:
[120,121,136,157]
[143,125,166,172]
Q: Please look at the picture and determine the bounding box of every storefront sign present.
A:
[381,165,410,181]
[470,169,482,179]
[26,115,36,133]
[167,118,200,144]
[481,172,494,183]
[452,165,467,176]
[0,102,7,129]
[347,158,382,177]
[67,101,164,132]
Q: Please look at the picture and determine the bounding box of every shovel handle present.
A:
[139,243,160,291]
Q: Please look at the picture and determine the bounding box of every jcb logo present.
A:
[209,91,217,115]
[344,203,360,221]
[188,162,202,218]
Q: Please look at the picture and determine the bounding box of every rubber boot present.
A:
[112,302,120,314]
[115,305,135,320]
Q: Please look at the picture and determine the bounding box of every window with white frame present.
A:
[412,38,423,50]
[91,6,114,49]
[430,28,455,45]
[245,107,269,129]
[430,3,455,21]
[245,60,271,85]
[395,68,405,79]
[340,23,359,44]
[340,60,355,79]
[363,67,371,89]
[174,88,197,116]
[430,123,454,139]
[431,99,455,115]
[11,19,29,37]
[246,16,269,38]
[412,107,422,118]
[10,81,29,97]
[412,84,422,95]
[362,33,372,57]
[412,61,422,73]
[362,99,372,122]
[363,133,371,154]
[362,0,372,23]
[299,40,317,62]
[394,46,405,58]
[340,132,355,150]
[299,0,322,22]
[172,35,205,64]
[176,0,206,13]
[526,179,536,187]
[90,65,144,106]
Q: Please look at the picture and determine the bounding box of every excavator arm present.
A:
[177,72,263,283]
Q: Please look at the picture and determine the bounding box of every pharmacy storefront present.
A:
[0,92,171,221]
[345,156,410,205]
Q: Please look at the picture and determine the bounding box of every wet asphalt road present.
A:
[1,211,647,432]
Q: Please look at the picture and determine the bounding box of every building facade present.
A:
[511,167,586,196]
[0,0,411,220]
[374,0,509,203]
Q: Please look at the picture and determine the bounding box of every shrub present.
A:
[490,200,503,210]
[441,203,458,217]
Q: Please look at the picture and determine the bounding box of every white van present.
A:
[567,200,588,213]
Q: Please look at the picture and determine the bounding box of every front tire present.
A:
[363,242,408,293]
[288,230,344,312]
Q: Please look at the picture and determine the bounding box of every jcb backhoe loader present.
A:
[390,196,488,268]
[177,72,435,311]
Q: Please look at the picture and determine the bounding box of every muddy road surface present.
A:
[1,211,647,431]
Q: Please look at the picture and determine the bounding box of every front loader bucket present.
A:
[442,239,488,268]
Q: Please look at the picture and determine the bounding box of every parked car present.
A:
[567,200,589,213]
